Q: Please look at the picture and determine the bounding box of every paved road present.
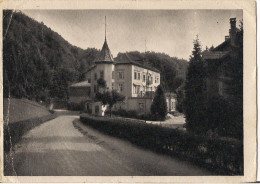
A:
[5,115,211,176]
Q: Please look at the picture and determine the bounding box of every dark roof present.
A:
[203,51,230,60]
[213,39,231,51]
[114,53,160,73]
[83,65,96,74]
[95,39,114,63]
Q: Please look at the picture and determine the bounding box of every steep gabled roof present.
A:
[95,39,114,64]
[115,53,160,73]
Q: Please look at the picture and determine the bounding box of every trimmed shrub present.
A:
[151,85,167,121]
[80,114,243,175]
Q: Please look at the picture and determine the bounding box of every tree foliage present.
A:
[184,36,208,134]
[95,90,125,116]
[150,85,167,121]
[97,78,107,89]
[3,10,99,102]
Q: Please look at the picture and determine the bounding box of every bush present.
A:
[206,95,242,140]
[80,114,243,175]
[151,85,167,121]
[111,109,155,121]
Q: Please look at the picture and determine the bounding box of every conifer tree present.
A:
[150,85,167,121]
[184,36,207,134]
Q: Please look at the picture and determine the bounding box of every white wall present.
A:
[127,98,153,114]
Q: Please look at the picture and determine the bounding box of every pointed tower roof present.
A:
[95,39,114,64]
[95,16,114,64]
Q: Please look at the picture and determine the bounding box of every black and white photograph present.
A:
[1,1,257,182]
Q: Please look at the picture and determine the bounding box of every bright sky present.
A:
[22,10,242,60]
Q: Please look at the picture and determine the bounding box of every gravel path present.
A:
[5,115,211,176]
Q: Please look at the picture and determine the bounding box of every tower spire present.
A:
[105,16,106,41]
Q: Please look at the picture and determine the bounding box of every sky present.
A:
[22,10,242,60]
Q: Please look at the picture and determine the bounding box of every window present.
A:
[94,73,97,80]
[147,75,150,85]
[119,83,124,93]
[88,78,91,83]
[100,70,104,79]
[134,85,140,94]
[118,71,124,79]
[134,71,137,80]
[155,76,159,83]
[94,85,97,92]
[95,105,99,114]
[112,71,115,79]
[139,103,144,112]
[143,74,146,82]
[138,73,140,80]
[151,76,153,84]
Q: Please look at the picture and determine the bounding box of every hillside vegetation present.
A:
[3,10,187,103]
[3,10,99,101]
[3,98,51,123]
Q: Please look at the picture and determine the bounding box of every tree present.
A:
[95,90,125,117]
[184,36,207,134]
[150,85,167,121]
[176,84,185,113]
[97,78,107,89]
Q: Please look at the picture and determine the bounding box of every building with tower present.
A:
[69,17,164,116]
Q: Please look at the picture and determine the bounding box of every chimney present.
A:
[229,18,237,46]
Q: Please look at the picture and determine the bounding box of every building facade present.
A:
[81,37,161,115]
[203,18,242,99]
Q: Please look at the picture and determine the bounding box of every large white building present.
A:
[68,17,177,115]
[79,36,161,115]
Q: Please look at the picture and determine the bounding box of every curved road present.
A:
[5,115,211,176]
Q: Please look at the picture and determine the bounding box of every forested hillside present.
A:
[3,10,99,101]
[3,10,188,103]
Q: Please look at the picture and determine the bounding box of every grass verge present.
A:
[4,113,57,153]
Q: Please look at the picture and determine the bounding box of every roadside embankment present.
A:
[3,98,57,152]
[80,113,243,175]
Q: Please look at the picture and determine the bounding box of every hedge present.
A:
[80,114,243,175]
[4,113,57,152]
